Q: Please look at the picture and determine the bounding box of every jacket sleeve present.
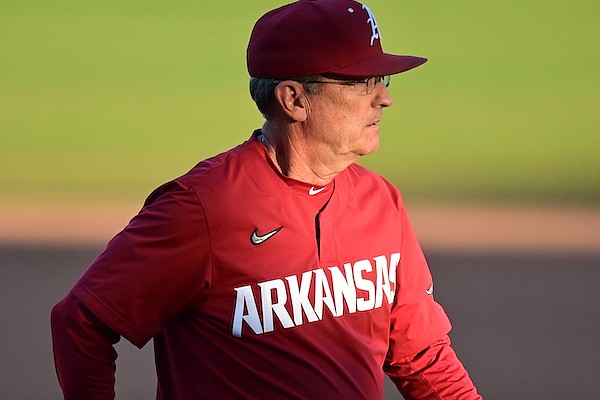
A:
[51,292,121,400]
[51,180,212,399]
[383,198,481,398]
[385,335,482,399]
[70,181,212,348]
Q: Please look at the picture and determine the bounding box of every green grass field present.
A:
[1,1,599,205]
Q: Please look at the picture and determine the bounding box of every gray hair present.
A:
[249,76,323,119]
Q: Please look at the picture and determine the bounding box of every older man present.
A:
[52,1,481,399]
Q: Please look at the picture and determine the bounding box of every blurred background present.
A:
[1,1,599,399]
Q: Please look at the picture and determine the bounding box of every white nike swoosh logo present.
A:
[308,186,325,195]
[426,283,434,296]
[250,226,283,245]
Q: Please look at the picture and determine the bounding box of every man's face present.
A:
[301,77,393,162]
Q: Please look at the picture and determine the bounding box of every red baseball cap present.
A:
[247,0,427,79]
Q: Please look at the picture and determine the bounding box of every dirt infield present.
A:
[1,201,599,253]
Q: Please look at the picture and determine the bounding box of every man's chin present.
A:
[364,137,381,155]
[355,144,381,158]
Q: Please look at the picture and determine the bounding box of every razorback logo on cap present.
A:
[361,4,381,46]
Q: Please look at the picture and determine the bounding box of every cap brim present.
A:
[327,54,427,78]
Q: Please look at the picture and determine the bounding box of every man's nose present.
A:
[374,83,393,108]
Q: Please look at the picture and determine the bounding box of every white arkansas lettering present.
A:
[231,253,400,337]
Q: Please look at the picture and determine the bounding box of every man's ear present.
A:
[273,81,309,122]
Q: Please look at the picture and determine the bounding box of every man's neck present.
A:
[260,123,356,186]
